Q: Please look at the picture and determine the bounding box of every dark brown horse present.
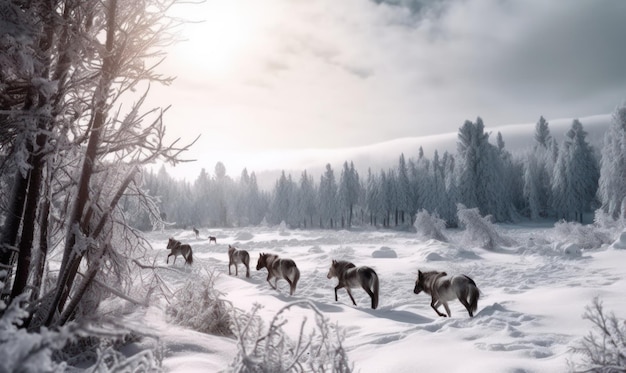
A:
[166,238,193,265]
[327,259,379,309]
[413,270,479,317]
[256,253,300,295]
[228,244,250,278]
[208,236,217,244]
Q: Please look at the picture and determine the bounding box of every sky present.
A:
[148,0,626,179]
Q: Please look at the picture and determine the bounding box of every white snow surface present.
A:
[133,224,626,372]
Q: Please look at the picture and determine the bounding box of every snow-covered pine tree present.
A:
[319,164,338,229]
[598,103,626,219]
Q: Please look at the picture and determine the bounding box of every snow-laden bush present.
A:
[236,231,254,241]
[611,230,626,250]
[228,301,352,373]
[570,297,626,372]
[330,246,355,259]
[413,210,448,242]
[166,270,232,336]
[457,204,515,250]
[0,291,70,373]
[554,220,613,250]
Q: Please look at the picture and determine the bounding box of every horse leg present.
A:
[334,285,343,302]
[266,274,277,289]
[167,253,172,264]
[285,277,294,296]
[442,301,452,317]
[228,261,232,275]
[235,263,239,276]
[457,294,474,317]
[361,283,376,309]
[346,288,357,306]
[245,263,250,278]
[431,298,447,317]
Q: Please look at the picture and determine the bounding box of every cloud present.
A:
[152,0,626,175]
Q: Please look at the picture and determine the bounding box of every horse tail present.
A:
[372,270,379,309]
[187,246,194,265]
[467,277,479,314]
[292,266,300,293]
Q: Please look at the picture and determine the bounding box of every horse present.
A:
[208,236,217,244]
[193,227,199,239]
[327,259,379,309]
[256,253,300,295]
[166,238,194,265]
[413,270,479,318]
[228,244,250,278]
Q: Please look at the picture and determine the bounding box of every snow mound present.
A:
[562,243,582,258]
[308,246,324,254]
[235,231,254,241]
[371,246,397,258]
[424,252,445,261]
[610,230,626,250]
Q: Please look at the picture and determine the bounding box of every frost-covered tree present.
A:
[553,119,599,222]
[456,118,512,221]
[338,161,359,228]
[534,116,552,149]
[0,0,196,335]
[269,171,297,226]
[365,169,383,226]
[566,119,599,222]
[597,103,626,219]
[298,170,317,228]
[395,154,413,225]
[319,164,338,228]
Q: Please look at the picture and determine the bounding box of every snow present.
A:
[133,224,626,372]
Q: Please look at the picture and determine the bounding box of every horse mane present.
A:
[333,260,356,270]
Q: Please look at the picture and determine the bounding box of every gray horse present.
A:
[256,253,300,295]
[228,244,250,278]
[413,270,479,317]
[166,238,193,265]
[327,259,379,309]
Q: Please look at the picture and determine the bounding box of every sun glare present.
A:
[173,0,262,76]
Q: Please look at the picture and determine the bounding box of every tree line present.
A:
[137,105,626,231]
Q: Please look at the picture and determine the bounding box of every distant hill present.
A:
[253,114,611,190]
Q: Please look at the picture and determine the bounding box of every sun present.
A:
[171,0,266,77]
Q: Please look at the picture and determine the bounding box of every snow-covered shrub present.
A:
[278,221,290,236]
[0,292,70,373]
[570,297,626,372]
[57,325,161,371]
[457,204,515,250]
[228,301,352,373]
[593,209,625,231]
[166,270,232,336]
[611,230,626,250]
[330,246,355,259]
[554,220,612,250]
[235,231,254,241]
[414,210,448,242]
[371,247,397,258]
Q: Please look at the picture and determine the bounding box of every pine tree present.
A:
[319,164,338,228]
[598,103,626,219]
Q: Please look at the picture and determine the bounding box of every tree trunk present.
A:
[0,172,28,298]
[11,145,46,300]
[45,0,118,327]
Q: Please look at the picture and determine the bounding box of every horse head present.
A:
[256,252,266,270]
[167,237,176,250]
[327,260,338,279]
[414,270,424,294]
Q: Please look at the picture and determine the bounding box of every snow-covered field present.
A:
[134,224,626,372]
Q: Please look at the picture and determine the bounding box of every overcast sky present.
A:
[148,0,626,178]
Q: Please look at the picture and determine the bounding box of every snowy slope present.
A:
[137,224,626,372]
